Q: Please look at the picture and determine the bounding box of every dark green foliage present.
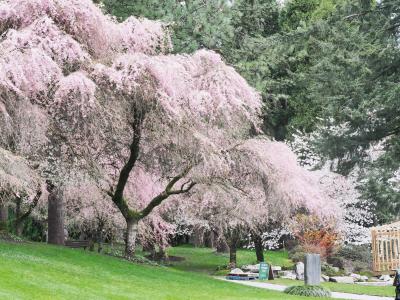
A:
[327,245,372,273]
[280,0,320,31]
[337,245,372,265]
[288,245,306,263]
[101,0,235,54]
[8,209,47,242]
[321,263,345,277]
[302,0,400,222]
[285,285,331,297]
[232,0,280,42]
[101,0,174,21]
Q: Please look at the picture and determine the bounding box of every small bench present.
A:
[65,240,90,250]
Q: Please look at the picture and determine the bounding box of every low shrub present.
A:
[327,244,372,273]
[284,285,331,298]
[292,214,339,259]
[0,230,25,243]
[321,262,344,277]
[288,245,307,263]
[336,245,372,264]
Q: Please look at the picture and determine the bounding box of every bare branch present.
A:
[140,166,195,219]
[168,182,197,195]
[15,185,42,224]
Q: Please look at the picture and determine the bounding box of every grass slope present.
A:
[0,241,318,300]
[168,245,293,274]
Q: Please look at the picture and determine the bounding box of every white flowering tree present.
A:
[290,131,375,245]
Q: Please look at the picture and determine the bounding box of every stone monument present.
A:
[304,253,321,285]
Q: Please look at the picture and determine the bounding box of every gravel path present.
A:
[216,277,394,300]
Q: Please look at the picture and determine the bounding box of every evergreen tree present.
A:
[299,0,400,222]
[101,0,235,53]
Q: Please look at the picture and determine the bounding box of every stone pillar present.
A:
[305,253,321,285]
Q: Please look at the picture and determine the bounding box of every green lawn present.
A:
[271,278,395,297]
[168,245,395,298]
[167,245,293,274]
[0,241,320,300]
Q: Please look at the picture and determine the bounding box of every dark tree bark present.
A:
[0,203,8,231]
[14,187,42,236]
[156,247,167,261]
[252,233,264,262]
[47,181,64,245]
[228,241,237,268]
[15,220,23,236]
[106,110,196,258]
[216,237,229,253]
[97,223,104,253]
[143,243,156,259]
[15,197,23,236]
[207,231,215,248]
[125,219,138,257]
[89,239,95,251]
[191,227,204,247]
[226,226,242,268]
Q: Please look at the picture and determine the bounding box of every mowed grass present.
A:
[271,278,395,297]
[168,245,395,298]
[167,245,293,274]
[0,241,320,300]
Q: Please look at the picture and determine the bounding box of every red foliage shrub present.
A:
[293,214,339,259]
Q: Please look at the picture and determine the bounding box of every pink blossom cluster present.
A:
[173,137,338,243]
[0,0,170,57]
[0,148,41,203]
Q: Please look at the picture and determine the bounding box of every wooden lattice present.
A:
[371,221,400,273]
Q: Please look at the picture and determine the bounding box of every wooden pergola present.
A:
[371,221,400,273]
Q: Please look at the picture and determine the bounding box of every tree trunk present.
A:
[191,227,204,247]
[97,229,103,254]
[216,237,229,253]
[253,234,264,262]
[125,219,138,258]
[0,204,8,231]
[15,197,22,236]
[47,184,64,245]
[15,221,23,236]
[229,241,237,269]
[143,243,156,259]
[157,246,167,261]
[89,239,95,251]
[204,231,213,248]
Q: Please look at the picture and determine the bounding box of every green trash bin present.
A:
[259,262,269,280]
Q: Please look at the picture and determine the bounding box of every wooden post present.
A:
[385,232,389,271]
[372,229,377,272]
[378,231,381,272]
[390,231,394,270]
[395,230,400,269]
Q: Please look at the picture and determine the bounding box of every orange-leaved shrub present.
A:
[292,214,339,259]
